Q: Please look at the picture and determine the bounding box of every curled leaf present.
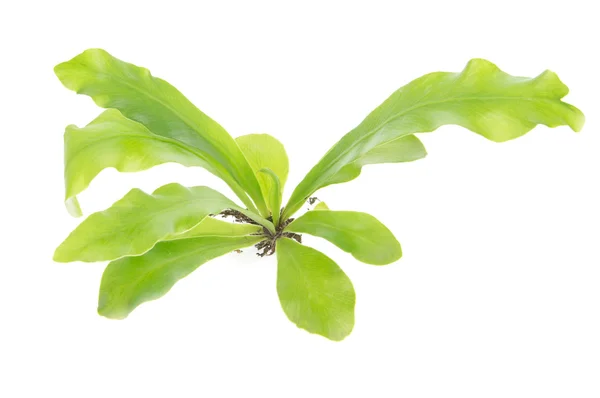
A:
[325,134,427,187]
[236,133,289,215]
[55,48,266,214]
[284,59,584,218]
[258,168,282,226]
[63,109,208,216]
[55,184,240,263]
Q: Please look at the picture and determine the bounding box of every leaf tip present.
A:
[52,246,68,263]
[570,107,586,133]
[65,197,83,217]
[326,331,352,342]
[293,319,354,342]
[53,61,66,78]
[53,239,85,263]
[97,291,130,320]
[97,305,128,320]
[54,48,111,91]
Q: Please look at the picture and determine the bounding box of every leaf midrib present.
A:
[281,243,345,310]
[75,63,255,196]
[281,245,319,303]
[81,64,216,147]
[66,131,211,170]
[105,237,260,314]
[81,195,232,255]
[290,218,381,248]
[97,66,266,213]
[291,94,568,210]
[342,95,559,165]
[135,239,255,282]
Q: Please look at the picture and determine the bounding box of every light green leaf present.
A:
[55,183,244,263]
[236,134,288,216]
[169,216,262,240]
[276,238,355,341]
[287,210,401,265]
[313,201,329,210]
[284,59,585,218]
[325,134,427,187]
[258,168,282,226]
[55,48,266,214]
[99,235,262,319]
[63,109,211,217]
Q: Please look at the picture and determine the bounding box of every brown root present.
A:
[219,208,301,257]
[255,217,302,257]
[219,209,260,224]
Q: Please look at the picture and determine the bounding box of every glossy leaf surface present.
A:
[54,184,240,263]
[99,235,262,319]
[258,168,282,226]
[236,134,288,215]
[55,48,266,213]
[313,201,329,210]
[53,52,587,341]
[287,210,401,265]
[170,216,262,240]
[276,238,355,341]
[325,134,427,187]
[284,58,585,218]
[63,109,210,217]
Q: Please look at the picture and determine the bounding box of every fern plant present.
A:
[54,49,584,340]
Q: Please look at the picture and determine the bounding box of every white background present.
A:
[1,1,598,397]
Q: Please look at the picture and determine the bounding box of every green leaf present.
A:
[258,168,282,226]
[55,183,247,263]
[169,216,262,240]
[63,109,212,217]
[325,134,427,187]
[55,48,267,215]
[286,210,401,265]
[276,238,355,341]
[313,201,329,210]
[284,59,585,219]
[236,134,289,215]
[98,235,263,319]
